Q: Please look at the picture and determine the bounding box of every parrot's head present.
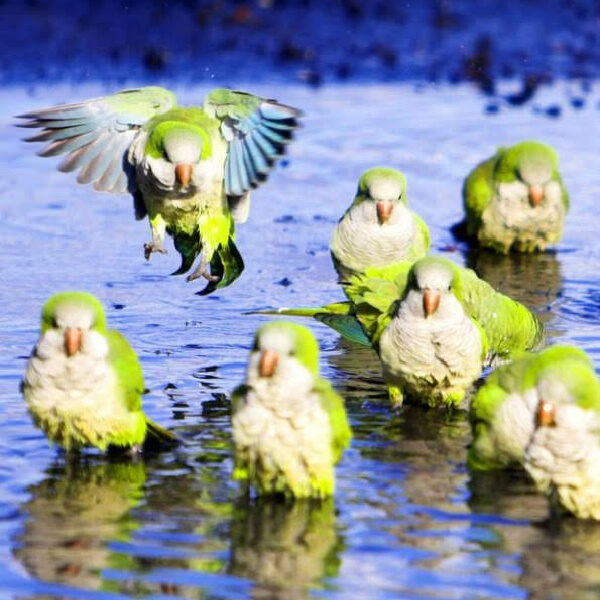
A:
[144,121,211,194]
[247,322,319,397]
[354,167,408,226]
[524,347,600,497]
[495,141,559,208]
[38,292,108,360]
[402,257,461,321]
[531,347,600,431]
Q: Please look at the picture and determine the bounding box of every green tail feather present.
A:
[198,237,245,296]
[252,302,371,347]
[171,230,200,276]
[143,419,178,452]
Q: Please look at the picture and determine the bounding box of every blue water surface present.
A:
[0,82,599,600]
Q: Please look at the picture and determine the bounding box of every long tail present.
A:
[252,303,371,347]
[144,419,179,451]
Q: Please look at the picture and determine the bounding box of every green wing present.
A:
[256,261,411,348]
[344,261,412,345]
[106,329,145,413]
[314,378,352,464]
[463,151,501,237]
[17,87,176,194]
[204,88,302,198]
[455,265,543,363]
[411,212,431,259]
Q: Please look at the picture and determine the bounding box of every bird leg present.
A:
[186,253,220,283]
[144,214,167,260]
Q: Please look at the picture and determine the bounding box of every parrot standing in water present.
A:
[262,257,543,408]
[461,141,569,253]
[468,345,600,520]
[22,292,176,452]
[231,322,352,498]
[18,87,302,293]
[330,167,430,281]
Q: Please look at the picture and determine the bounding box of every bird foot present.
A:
[186,256,221,283]
[144,241,167,261]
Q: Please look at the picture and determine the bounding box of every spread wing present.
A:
[204,88,302,198]
[17,86,176,194]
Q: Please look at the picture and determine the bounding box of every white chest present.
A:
[23,350,124,425]
[379,306,483,394]
[331,206,418,275]
[481,180,565,247]
[232,386,333,484]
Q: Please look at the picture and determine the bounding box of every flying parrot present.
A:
[22,291,177,452]
[469,345,600,520]
[330,167,430,281]
[231,321,352,498]
[17,87,302,294]
[262,257,543,408]
[461,141,569,253]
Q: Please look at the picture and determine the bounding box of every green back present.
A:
[454,264,544,361]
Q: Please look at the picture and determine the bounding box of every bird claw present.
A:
[186,256,221,283]
[187,269,220,283]
[144,242,167,261]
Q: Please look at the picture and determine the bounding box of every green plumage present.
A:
[18,86,301,294]
[330,167,430,280]
[469,345,599,471]
[23,292,176,452]
[462,141,569,253]
[232,322,351,498]
[260,257,543,407]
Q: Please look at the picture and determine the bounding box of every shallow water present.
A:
[0,83,599,600]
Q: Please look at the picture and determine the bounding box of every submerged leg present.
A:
[144,214,168,260]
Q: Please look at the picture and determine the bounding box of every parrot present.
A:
[460,140,569,253]
[261,257,543,408]
[17,87,302,294]
[22,291,177,452]
[330,167,430,281]
[231,321,352,498]
[468,345,600,520]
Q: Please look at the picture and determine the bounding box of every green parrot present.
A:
[469,345,600,520]
[22,291,176,452]
[231,321,352,498]
[263,257,543,408]
[461,141,569,253]
[18,87,301,294]
[330,167,430,281]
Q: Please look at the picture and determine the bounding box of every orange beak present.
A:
[376,200,393,224]
[536,399,556,428]
[259,350,278,378]
[423,289,441,317]
[64,327,82,357]
[175,163,192,186]
[529,184,544,207]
